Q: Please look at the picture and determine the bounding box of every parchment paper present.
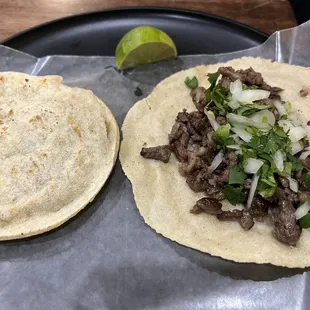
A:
[0,20,310,310]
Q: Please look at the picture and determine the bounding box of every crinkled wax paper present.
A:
[0,20,310,310]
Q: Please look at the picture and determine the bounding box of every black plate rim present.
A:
[1,6,268,49]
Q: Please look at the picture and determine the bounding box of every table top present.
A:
[0,0,297,42]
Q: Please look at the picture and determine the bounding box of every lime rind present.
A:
[115,26,177,69]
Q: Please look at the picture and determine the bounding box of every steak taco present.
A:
[0,72,119,240]
[120,57,310,268]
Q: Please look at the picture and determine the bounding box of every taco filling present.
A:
[140,66,310,246]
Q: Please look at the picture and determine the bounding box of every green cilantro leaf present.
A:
[257,165,277,198]
[273,125,288,138]
[184,76,198,89]
[303,171,310,187]
[299,213,310,228]
[207,72,220,89]
[237,103,272,117]
[205,72,221,103]
[287,153,304,171]
[258,183,277,198]
[223,185,246,205]
[240,145,256,159]
[242,83,258,90]
[283,162,293,175]
[246,125,291,157]
[213,124,231,145]
[212,87,227,111]
[229,165,247,185]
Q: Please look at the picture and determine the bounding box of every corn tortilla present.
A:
[120,57,310,268]
[0,72,119,240]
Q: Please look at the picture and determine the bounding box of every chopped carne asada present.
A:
[140,145,171,163]
[190,197,222,215]
[140,66,310,246]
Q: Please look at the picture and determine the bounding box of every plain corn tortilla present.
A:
[120,57,310,268]
[0,72,119,240]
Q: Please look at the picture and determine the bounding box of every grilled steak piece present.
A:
[269,200,301,246]
[190,197,222,215]
[140,145,171,163]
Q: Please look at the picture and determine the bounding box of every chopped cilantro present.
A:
[287,153,304,171]
[299,213,310,228]
[213,124,231,145]
[237,103,272,117]
[242,83,258,90]
[184,76,198,89]
[240,145,256,159]
[224,185,246,205]
[257,171,277,197]
[303,171,310,187]
[273,126,288,138]
[212,87,227,111]
[207,72,220,89]
[246,125,291,156]
[258,182,277,198]
[205,72,223,107]
[257,165,278,198]
[229,165,247,185]
[212,123,236,151]
[260,173,277,187]
[258,153,275,167]
[261,164,269,175]
[283,162,293,175]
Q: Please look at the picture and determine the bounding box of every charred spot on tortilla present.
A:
[139,64,310,247]
[300,87,309,97]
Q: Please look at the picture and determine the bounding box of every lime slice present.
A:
[115,26,177,70]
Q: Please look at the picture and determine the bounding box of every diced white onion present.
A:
[273,99,287,116]
[243,158,264,174]
[272,150,284,172]
[204,109,220,131]
[295,202,310,220]
[299,149,310,160]
[228,100,240,110]
[227,113,271,130]
[304,125,310,138]
[236,89,270,103]
[249,110,275,128]
[231,134,240,143]
[287,177,299,193]
[229,79,270,104]
[231,126,252,143]
[208,151,224,172]
[289,112,303,126]
[226,144,241,151]
[230,79,243,96]
[246,173,259,210]
[278,120,295,133]
[288,126,307,143]
[292,141,304,155]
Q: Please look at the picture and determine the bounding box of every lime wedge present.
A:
[115,26,177,70]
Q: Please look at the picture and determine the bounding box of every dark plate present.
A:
[1,7,268,57]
